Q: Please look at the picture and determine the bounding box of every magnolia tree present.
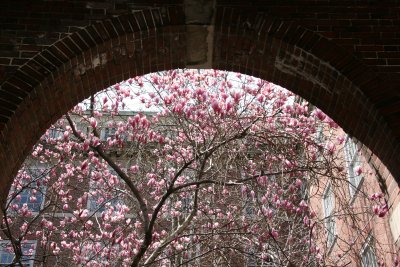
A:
[1,70,396,266]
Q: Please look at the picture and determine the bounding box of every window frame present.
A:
[102,127,116,140]
[10,167,47,213]
[344,136,364,199]
[315,125,325,159]
[47,127,64,140]
[0,240,37,267]
[322,183,336,249]
[360,235,378,267]
[245,247,259,267]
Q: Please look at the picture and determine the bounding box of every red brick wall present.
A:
[309,127,399,266]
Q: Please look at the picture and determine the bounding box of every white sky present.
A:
[82,70,292,112]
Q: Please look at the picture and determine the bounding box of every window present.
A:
[323,183,336,248]
[344,136,363,198]
[88,193,122,213]
[181,196,192,214]
[246,249,258,267]
[299,178,309,200]
[0,240,36,267]
[242,190,256,218]
[101,127,116,140]
[12,168,46,212]
[316,125,325,145]
[76,122,89,137]
[241,186,256,219]
[48,127,63,139]
[361,235,378,267]
[244,203,256,218]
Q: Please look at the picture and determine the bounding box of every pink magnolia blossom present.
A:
[89,117,97,128]
[355,166,363,176]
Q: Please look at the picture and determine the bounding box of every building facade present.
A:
[309,127,400,267]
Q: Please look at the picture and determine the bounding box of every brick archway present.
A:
[0,4,399,206]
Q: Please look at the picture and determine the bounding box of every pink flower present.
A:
[231,91,241,103]
[83,139,90,151]
[370,192,384,200]
[211,100,221,113]
[147,177,156,186]
[299,200,308,210]
[327,142,336,154]
[303,215,310,226]
[295,179,302,188]
[379,209,388,218]
[289,184,296,193]
[310,210,317,218]
[337,136,345,145]
[326,117,338,128]
[89,118,97,128]
[373,205,380,215]
[379,204,388,218]
[91,138,100,147]
[261,196,267,204]
[63,131,69,141]
[313,109,326,121]
[354,166,362,176]
[226,101,233,112]
[270,228,279,239]
[81,160,88,171]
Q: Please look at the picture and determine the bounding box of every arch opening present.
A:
[3,69,398,266]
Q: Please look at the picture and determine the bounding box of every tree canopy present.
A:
[1,70,395,267]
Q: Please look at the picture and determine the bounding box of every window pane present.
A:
[323,184,335,248]
[326,217,336,247]
[12,169,46,212]
[361,241,378,267]
[102,127,116,140]
[344,137,363,197]
[0,241,36,267]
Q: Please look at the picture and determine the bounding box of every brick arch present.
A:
[0,8,189,202]
[0,7,399,206]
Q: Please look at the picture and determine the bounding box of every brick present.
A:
[0,58,11,65]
